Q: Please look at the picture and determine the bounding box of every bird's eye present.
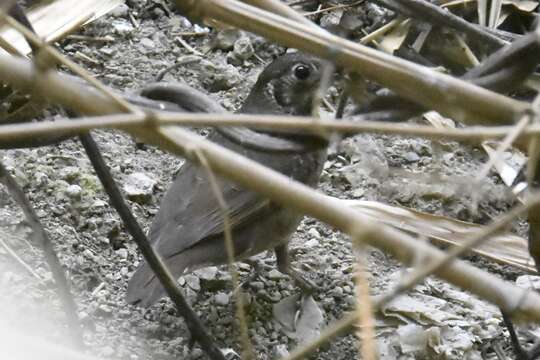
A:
[293,64,311,80]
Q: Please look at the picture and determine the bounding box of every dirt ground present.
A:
[0,1,536,359]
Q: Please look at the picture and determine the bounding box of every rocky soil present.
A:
[0,1,536,359]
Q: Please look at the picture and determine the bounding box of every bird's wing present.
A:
[149,159,270,259]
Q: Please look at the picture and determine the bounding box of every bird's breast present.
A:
[211,130,327,186]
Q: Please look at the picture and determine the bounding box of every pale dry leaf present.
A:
[453,33,479,66]
[503,0,539,12]
[443,0,537,13]
[293,296,324,344]
[495,8,511,28]
[477,0,488,26]
[423,111,456,129]
[377,19,411,54]
[382,294,459,325]
[488,0,503,29]
[272,294,324,344]
[0,0,123,56]
[342,198,536,272]
[423,108,524,199]
[273,293,299,333]
[481,142,524,187]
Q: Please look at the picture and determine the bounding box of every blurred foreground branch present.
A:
[0,53,537,323]
[172,0,530,125]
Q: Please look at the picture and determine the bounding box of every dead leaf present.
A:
[503,0,539,12]
[342,198,536,272]
[0,0,123,56]
[273,294,324,344]
[377,19,411,54]
[488,0,503,29]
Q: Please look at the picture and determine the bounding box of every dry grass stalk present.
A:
[1,1,539,359]
[0,0,122,55]
[173,0,529,125]
[354,250,378,360]
[193,149,255,360]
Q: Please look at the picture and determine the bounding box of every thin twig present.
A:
[242,0,322,31]
[0,237,45,282]
[502,311,529,359]
[354,249,378,360]
[284,191,540,360]
[171,0,528,125]
[476,115,531,183]
[176,36,204,56]
[463,26,540,80]
[192,148,254,360]
[0,160,84,348]
[360,18,402,45]
[155,56,202,82]
[65,34,115,43]
[525,97,540,271]
[0,112,538,150]
[526,96,540,186]
[371,0,506,48]
[304,1,363,16]
[0,9,139,115]
[77,134,226,360]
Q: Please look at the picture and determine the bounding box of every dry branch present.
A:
[286,191,540,360]
[172,0,529,125]
[2,3,540,357]
[153,126,540,321]
[194,149,254,360]
[78,134,226,360]
[0,9,226,359]
[0,160,83,348]
[1,110,539,150]
[1,48,539,323]
[0,0,123,56]
[371,0,506,48]
[0,113,536,271]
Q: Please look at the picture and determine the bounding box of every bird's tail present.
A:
[125,255,189,307]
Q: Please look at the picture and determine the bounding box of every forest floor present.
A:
[0,1,536,359]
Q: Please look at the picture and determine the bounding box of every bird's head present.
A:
[240,52,323,116]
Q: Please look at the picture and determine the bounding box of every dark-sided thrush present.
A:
[126,52,329,306]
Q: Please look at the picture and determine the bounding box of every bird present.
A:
[126,52,329,307]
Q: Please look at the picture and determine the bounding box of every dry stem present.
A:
[173,0,529,125]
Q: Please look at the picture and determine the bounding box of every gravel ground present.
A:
[0,1,536,359]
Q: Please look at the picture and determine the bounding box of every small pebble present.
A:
[116,248,128,259]
[274,344,289,358]
[268,269,286,280]
[140,38,155,49]
[184,274,201,291]
[123,172,156,204]
[191,348,204,359]
[101,346,115,357]
[331,287,344,298]
[65,184,83,199]
[404,151,420,162]
[305,238,319,248]
[214,292,230,306]
[250,281,265,291]
[307,228,321,239]
[111,3,129,17]
[194,266,218,281]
